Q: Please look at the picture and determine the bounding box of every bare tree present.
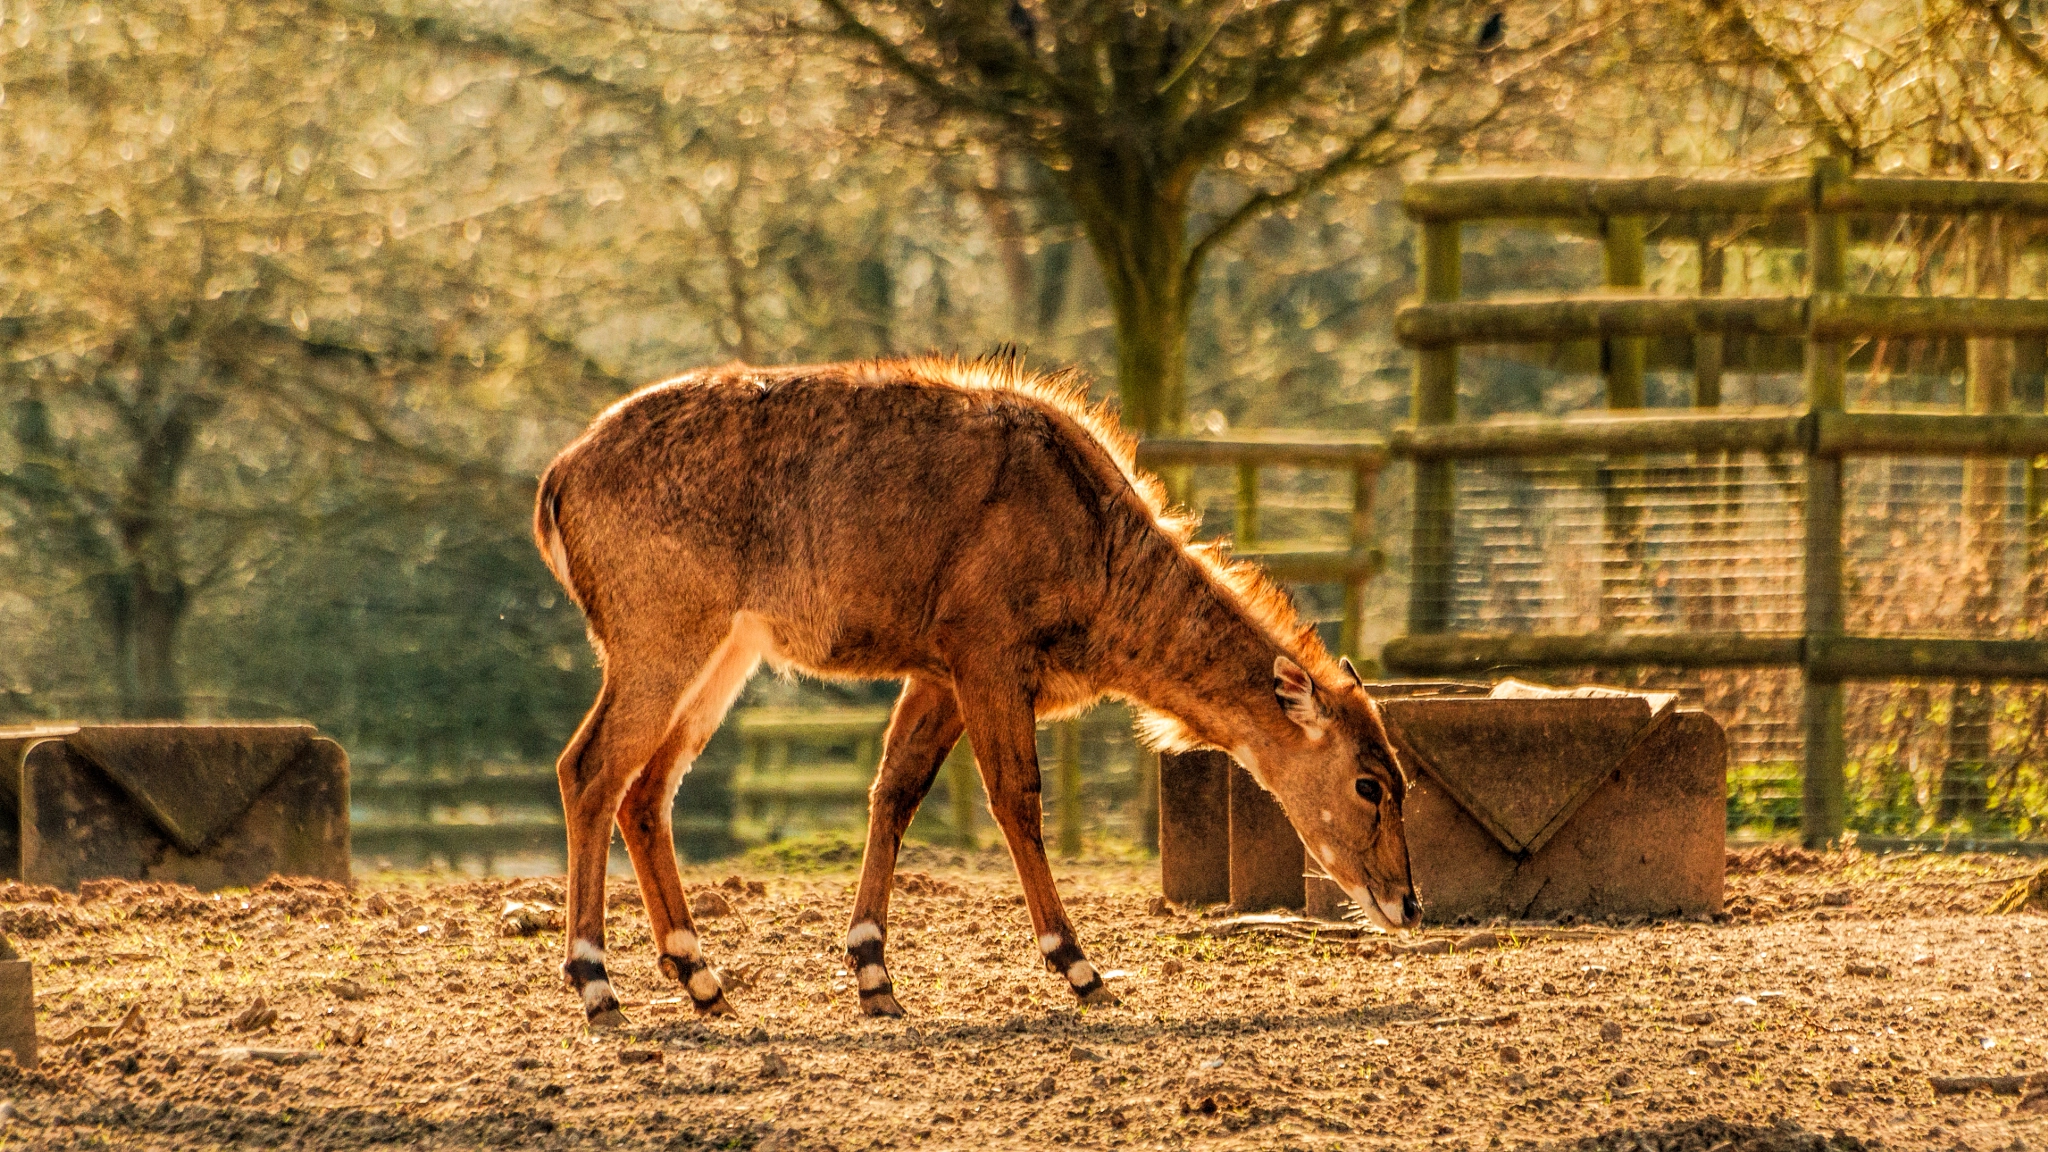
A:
[796,0,1546,433]
[0,0,616,715]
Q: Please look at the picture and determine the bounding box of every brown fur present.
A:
[535,354,1419,1022]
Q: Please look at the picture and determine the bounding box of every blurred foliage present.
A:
[0,0,2043,860]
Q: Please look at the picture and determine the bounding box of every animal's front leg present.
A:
[846,676,964,1017]
[953,668,1116,1007]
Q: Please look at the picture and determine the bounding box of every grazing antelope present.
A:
[534,355,1419,1024]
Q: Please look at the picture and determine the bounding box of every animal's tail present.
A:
[534,461,587,614]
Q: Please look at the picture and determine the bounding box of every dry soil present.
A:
[1,846,2046,1151]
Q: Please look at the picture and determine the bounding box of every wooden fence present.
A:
[1381,157,2048,847]
[349,702,1154,869]
[1133,433,1386,659]
[359,159,2048,865]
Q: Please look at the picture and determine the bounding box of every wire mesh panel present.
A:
[1448,452,1806,636]
[1843,456,2040,640]
[1180,461,1371,631]
[1420,444,2048,841]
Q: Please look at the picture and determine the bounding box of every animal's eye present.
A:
[1355,777,1383,805]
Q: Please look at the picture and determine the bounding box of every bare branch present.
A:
[808,0,1042,130]
[1183,110,1407,291]
[1698,0,1861,162]
[1178,0,1432,163]
[1976,0,2048,82]
[308,0,675,119]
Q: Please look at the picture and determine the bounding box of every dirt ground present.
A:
[1,846,2045,1151]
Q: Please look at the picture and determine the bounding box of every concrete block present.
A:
[1229,759,1304,912]
[0,959,33,1069]
[1388,702,1725,923]
[1158,751,1229,906]
[0,727,75,883]
[1151,681,1727,926]
[1304,877,1349,920]
[19,724,350,891]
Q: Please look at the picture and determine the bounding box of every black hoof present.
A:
[662,953,738,1019]
[861,991,906,1017]
[1077,984,1119,1008]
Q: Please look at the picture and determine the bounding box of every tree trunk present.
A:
[128,568,189,719]
[108,384,210,720]
[1105,270,1191,437]
[1063,160,1194,437]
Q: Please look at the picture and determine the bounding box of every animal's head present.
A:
[1262,655,1421,932]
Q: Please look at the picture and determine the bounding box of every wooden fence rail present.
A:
[1392,408,2048,459]
[1403,173,2048,223]
[1387,156,2048,849]
[1395,295,2048,346]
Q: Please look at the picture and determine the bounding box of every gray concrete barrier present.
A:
[0,723,349,891]
[1158,681,1726,924]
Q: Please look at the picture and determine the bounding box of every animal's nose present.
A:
[1401,893,1421,925]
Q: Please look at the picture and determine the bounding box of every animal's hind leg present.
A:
[556,619,730,1027]
[845,675,965,1017]
[615,616,767,1018]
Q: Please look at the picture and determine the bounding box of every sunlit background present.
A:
[4,0,2046,873]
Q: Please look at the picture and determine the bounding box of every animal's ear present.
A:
[1273,656,1328,736]
[1339,656,1365,686]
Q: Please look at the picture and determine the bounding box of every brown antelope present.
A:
[534,355,1419,1024]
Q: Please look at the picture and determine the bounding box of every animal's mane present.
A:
[866,351,1344,718]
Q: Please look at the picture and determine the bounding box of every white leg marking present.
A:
[846,922,883,948]
[687,968,721,1000]
[1066,960,1098,988]
[857,964,890,992]
[1038,933,1063,956]
[572,939,605,965]
[581,979,614,1009]
[665,929,700,959]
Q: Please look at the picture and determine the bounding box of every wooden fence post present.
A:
[2027,334,2048,615]
[1234,461,1260,547]
[1409,220,1461,636]
[1603,216,1648,407]
[945,741,979,851]
[1695,239,1726,408]
[1158,750,1230,905]
[1229,759,1305,911]
[1341,460,1377,665]
[1802,155,1851,849]
[1601,216,1649,627]
[1056,720,1083,857]
[1944,212,2016,820]
[1691,239,1736,631]
[1139,748,1159,852]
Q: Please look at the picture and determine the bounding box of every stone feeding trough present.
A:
[0,723,350,891]
[1159,680,1725,924]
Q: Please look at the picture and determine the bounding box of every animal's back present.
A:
[539,358,1158,678]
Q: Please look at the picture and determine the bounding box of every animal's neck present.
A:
[1101,537,1298,772]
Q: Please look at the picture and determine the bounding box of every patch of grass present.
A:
[742,830,865,872]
